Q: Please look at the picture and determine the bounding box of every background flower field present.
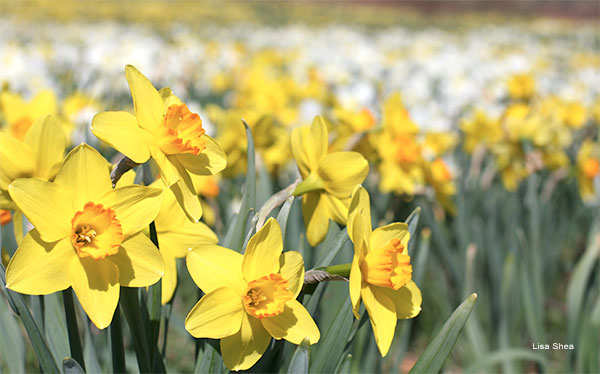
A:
[0,1,599,373]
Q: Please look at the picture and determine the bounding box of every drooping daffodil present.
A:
[347,185,422,356]
[185,218,320,371]
[5,144,165,329]
[91,65,227,222]
[291,115,369,246]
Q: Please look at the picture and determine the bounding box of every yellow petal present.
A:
[370,223,410,254]
[125,65,163,132]
[54,144,112,210]
[157,221,217,258]
[185,287,244,339]
[69,256,120,330]
[361,284,397,357]
[220,312,271,371]
[91,111,153,163]
[291,115,328,178]
[349,256,362,319]
[8,178,73,242]
[301,192,330,247]
[321,194,348,225]
[378,281,422,319]
[0,91,26,124]
[176,135,227,176]
[23,115,65,181]
[159,87,182,111]
[169,158,203,222]
[160,253,177,304]
[29,91,57,119]
[279,251,304,298]
[348,185,372,251]
[243,218,282,281]
[100,185,163,236]
[5,232,73,295]
[186,244,246,294]
[261,300,320,345]
[318,152,369,199]
[150,147,179,187]
[0,133,35,190]
[109,233,164,287]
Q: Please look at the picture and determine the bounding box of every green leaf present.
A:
[120,287,151,373]
[44,293,70,370]
[277,196,295,242]
[63,358,85,374]
[464,348,549,373]
[405,206,421,254]
[314,227,349,268]
[310,298,355,373]
[194,339,227,374]
[0,265,59,374]
[0,286,25,373]
[335,354,352,373]
[287,338,310,374]
[410,293,478,374]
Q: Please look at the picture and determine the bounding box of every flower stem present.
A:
[109,305,125,374]
[120,287,151,373]
[147,221,163,372]
[293,173,325,196]
[322,263,352,278]
[62,288,85,371]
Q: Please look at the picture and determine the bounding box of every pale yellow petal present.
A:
[185,287,244,339]
[29,91,57,118]
[176,135,227,176]
[150,147,179,187]
[378,281,422,319]
[0,92,26,124]
[169,157,203,222]
[220,312,271,371]
[69,256,120,330]
[279,251,304,298]
[321,194,348,225]
[23,115,65,181]
[186,244,246,294]
[99,185,163,236]
[242,218,282,281]
[261,300,320,345]
[109,233,164,287]
[349,256,362,318]
[160,253,177,304]
[91,111,153,163]
[370,223,410,253]
[0,133,35,190]
[291,116,328,178]
[361,284,397,357]
[301,192,330,247]
[125,65,163,132]
[157,221,217,258]
[5,232,73,295]
[348,185,372,251]
[8,178,73,242]
[318,152,368,199]
[54,144,112,210]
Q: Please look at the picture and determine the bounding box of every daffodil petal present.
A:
[186,244,246,294]
[100,185,163,236]
[125,65,163,132]
[242,218,282,281]
[279,251,304,298]
[348,185,372,251]
[150,147,179,187]
[301,192,330,247]
[378,281,422,319]
[159,87,182,111]
[160,253,177,305]
[30,91,57,119]
[361,284,396,357]
[23,115,65,181]
[220,312,271,371]
[322,194,348,225]
[318,152,369,199]
[91,111,153,163]
[157,221,217,258]
[169,158,203,222]
[54,144,112,210]
[370,223,410,253]
[291,116,328,178]
[0,133,35,190]
[5,232,73,295]
[261,300,320,345]
[176,135,227,176]
[185,287,244,339]
[69,256,120,330]
[349,256,362,319]
[8,178,73,242]
[110,233,164,287]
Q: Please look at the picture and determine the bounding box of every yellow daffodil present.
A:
[151,180,218,304]
[91,65,227,222]
[0,209,10,226]
[347,186,421,357]
[425,158,457,214]
[460,110,503,154]
[577,139,600,203]
[507,73,535,101]
[0,90,57,141]
[185,218,319,371]
[5,144,165,329]
[0,115,66,210]
[190,174,220,227]
[291,115,369,246]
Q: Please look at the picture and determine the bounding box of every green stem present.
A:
[109,305,126,374]
[148,221,162,371]
[120,287,151,373]
[293,173,325,196]
[63,289,85,370]
[322,263,352,278]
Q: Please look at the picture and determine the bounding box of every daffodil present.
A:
[425,158,457,214]
[507,73,535,101]
[5,144,165,329]
[0,115,66,210]
[347,186,422,357]
[150,179,218,304]
[577,139,599,203]
[0,90,57,141]
[291,115,369,246]
[91,65,227,222]
[185,218,319,371]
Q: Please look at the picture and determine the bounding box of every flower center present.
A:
[361,238,412,290]
[71,202,124,260]
[156,103,207,155]
[583,158,600,179]
[431,159,453,182]
[242,273,294,319]
[394,135,420,164]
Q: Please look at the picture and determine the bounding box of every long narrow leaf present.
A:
[310,298,354,373]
